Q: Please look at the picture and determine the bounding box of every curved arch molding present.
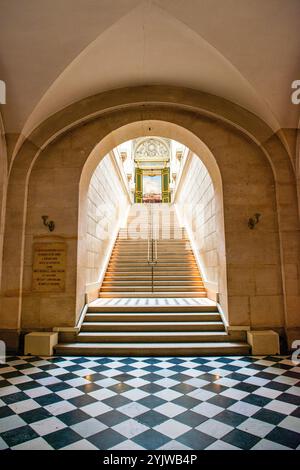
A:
[1,86,299,350]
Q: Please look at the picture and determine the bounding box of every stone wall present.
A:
[21,135,83,331]
[218,130,285,330]
[85,154,129,293]
[0,86,298,349]
[176,153,219,298]
[20,137,128,331]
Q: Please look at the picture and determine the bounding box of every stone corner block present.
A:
[247,329,280,355]
[24,331,58,356]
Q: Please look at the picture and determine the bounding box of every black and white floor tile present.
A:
[0,355,299,450]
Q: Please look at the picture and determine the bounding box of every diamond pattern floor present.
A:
[0,355,299,450]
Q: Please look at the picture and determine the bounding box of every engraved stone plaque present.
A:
[32,243,67,292]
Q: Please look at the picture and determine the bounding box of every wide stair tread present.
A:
[99,292,207,298]
[81,321,225,331]
[55,342,250,356]
[85,312,221,321]
[87,305,219,312]
[77,332,236,343]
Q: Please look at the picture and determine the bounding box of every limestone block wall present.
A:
[218,130,285,330]
[21,135,84,331]
[176,153,219,297]
[0,86,298,350]
[20,132,129,331]
[19,117,286,334]
[85,154,129,293]
[175,130,285,333]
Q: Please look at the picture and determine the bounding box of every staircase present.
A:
[99,204,206,298]
[55,204,249,356]
[55,300,249,356]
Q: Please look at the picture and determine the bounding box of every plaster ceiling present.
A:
[0,0,299,138]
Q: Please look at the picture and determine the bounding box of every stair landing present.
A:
[89,297,217,309]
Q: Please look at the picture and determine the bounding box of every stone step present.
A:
[101,279,204,286]
[118,239,188,242]
[108,259,196,263]
[110,251,194,255]
[110,254,195,259]
[106,267,199,272]
[105,268,196,273]
[55,342,250,356]
[106,269,199,274]
[108,263,197,266]
[116,239,190,243]
[118,234,187,237]
[99,292,207,298]
[100,291,206,295]
[114,246,189,251]
[112,248,193,253]
[88,304,220,312]
[112,255,192,258]
[81,321,225,332]
[102,280,204,286]
[117,239,189,242]
[108,262,198,267]
[101,287,205,291]
[104,274,203,279]
[85,311,221,321]
[120,224,185,226]
[114,244,191,248]
[112,252,193,256]
[100,285,206,292]
[116,234,188,236]
[114,251,191,255]
[102,281,204,287]
[77,331,238,343]
[121,227,186,230]
[119,222,184,225]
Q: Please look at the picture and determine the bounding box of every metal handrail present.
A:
[152,204,158,265]
[154,238,158,264]
[147,237,150,264]
[147,204,158,266]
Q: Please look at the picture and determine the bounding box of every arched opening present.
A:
[77,120,227,322]
[3,87,294,351]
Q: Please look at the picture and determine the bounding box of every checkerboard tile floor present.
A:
[0,355,299,450]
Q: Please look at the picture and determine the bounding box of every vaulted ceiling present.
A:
[0,0,299,140]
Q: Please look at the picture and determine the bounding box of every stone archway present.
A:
[77,120,227,322]
[0,86,299,349]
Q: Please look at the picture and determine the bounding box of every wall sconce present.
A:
[248,213,261,229]
[176,150,183,162]
[120,151,127,163]
[42,215,55,232]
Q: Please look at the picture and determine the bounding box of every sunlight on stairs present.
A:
[55,297,249,356]
[55,205,249,356]
[99,204,206,298]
